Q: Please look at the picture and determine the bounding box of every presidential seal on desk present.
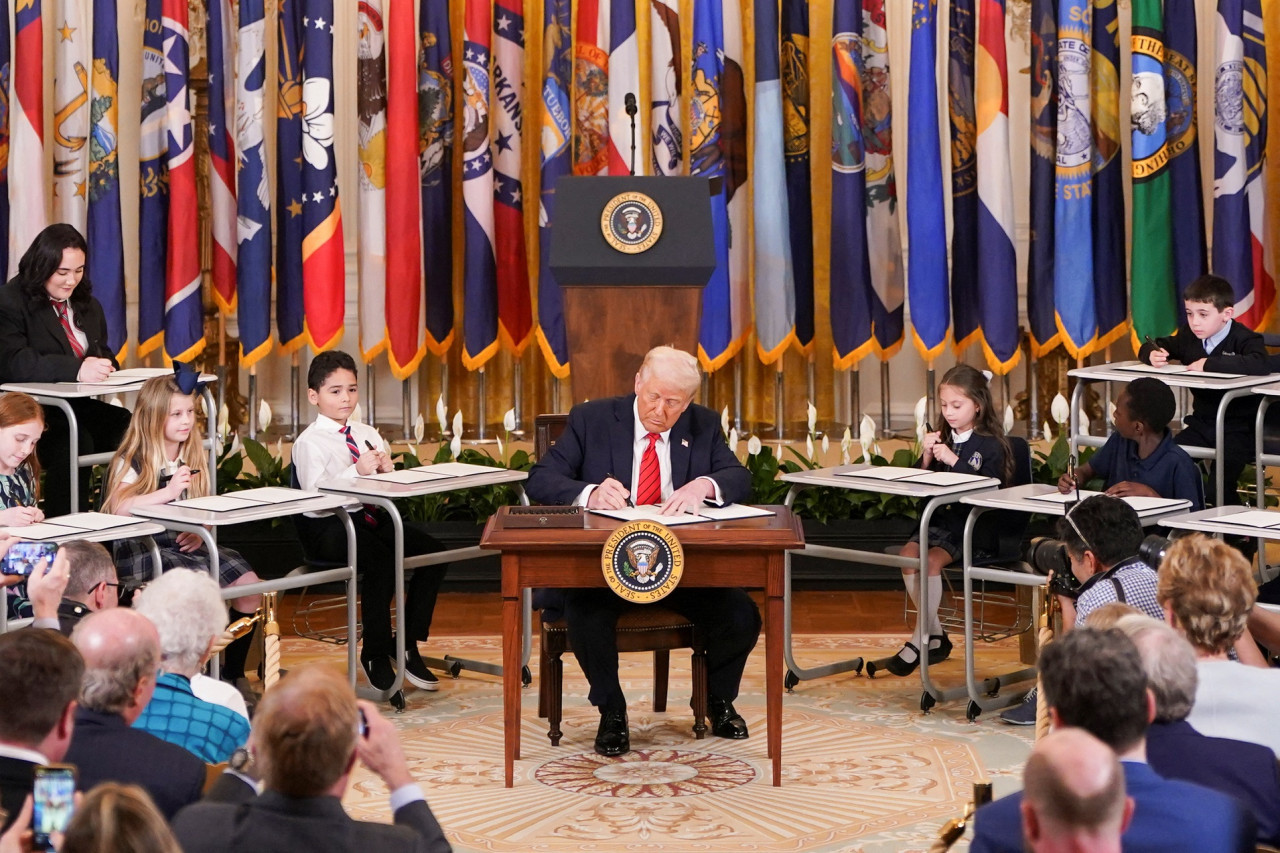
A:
[601,191,663,254]
[602,520,684,602]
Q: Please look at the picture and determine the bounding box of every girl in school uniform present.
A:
[880,364,1014,677]
[1,392,51,619]
[102,375,262,682]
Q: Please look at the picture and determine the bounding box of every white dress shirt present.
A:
[292,413,390,516]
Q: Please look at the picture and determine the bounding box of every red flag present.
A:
[385,0,424,378]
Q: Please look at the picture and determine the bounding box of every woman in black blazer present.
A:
[0,224,132,515]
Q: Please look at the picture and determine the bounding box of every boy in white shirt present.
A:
[291,350,448,698]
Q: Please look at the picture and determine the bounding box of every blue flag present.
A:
[781,0,813,353]
[1165,0,1206,297]
[275,0,305,353]
[948,0,978,355]
[1027,0,1058,354]
[421,0,455,356]
[138,0,167,357]
[536,0,571,378]
[88,0,125,358]
[1053,0,1094,356]
[907,0,949,360]
[1090,0,1127,353]
[830,0,872,367]
[236,0,271,366]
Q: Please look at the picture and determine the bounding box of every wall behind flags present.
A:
[8,0,1244,433]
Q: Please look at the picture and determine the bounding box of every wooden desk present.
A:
[480,505,805,787]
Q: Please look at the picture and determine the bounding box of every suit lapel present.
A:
[611,396,636,490]
[669,410,692,487]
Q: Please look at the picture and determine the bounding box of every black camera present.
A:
[1024,537,1083,599]
[1139,534,1172,570]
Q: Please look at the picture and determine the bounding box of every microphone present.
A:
[625,92,637,175]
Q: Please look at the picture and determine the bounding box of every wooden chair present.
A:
[533,413,708,746]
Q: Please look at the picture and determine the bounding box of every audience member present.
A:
[61,782,182,853]
[0,630,83,833]
[1115,612,1280,846]
[172,664,451,852]
[1020,727,1132,853]
[1155,533,1280,755]
[131,569,250,762]
[972,627,1254,852]
[63,609,204,819]
[24,541,117,635]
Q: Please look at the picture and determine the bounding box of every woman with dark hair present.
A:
[0,223,132,515]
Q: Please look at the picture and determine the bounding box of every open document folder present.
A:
[588,504,775,525]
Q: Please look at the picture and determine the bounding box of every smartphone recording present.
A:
[1,541,58,577]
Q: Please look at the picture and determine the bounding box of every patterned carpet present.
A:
[281,633,1035,852]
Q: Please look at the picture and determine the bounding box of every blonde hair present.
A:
[0,391,44,498]
[103,377,209,512]
[1155,533,1256,655]
[61,783,182,853]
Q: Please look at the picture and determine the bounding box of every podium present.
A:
[549,176,716,403]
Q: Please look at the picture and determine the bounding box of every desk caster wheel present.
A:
[390,690,406,713]
[784,670,799,692]
[966,701,982,722]
[920,692,936,714]
[985,677,1001,698]
[446,661,463,678]
[521,665,532,688]
[852,657,864,676]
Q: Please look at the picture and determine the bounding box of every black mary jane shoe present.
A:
[594,709,630,756]
[927,633,953,665]
[882,642,922,677]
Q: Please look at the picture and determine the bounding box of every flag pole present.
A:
[440,360,450,438]
[248,369,258,439]
[850,367,859,434]
[552,376,561,415]
[290,352,301,439]
[476,367,487,441]
[774,360,785,439]
[733,357,744,434]
[367,361,377,431]
[840,367,853,433]
[881,361,891,438]
[1027,335,1039,436]
[217,314,227,429]
[926,360,937,428]
[513,357,525,436]
[402,378,411,441]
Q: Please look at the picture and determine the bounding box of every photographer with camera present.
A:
[1003,495,1163,725]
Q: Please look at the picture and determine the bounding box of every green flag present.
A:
[1129,0,1177,343]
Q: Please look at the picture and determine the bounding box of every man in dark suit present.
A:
[173,665,451,853]
[970,627,1255,853]
[1125,615,1280,847]
[525,346,760,757]
[0,224,131,515]
[0,629,82,833]
[63,608,205,819]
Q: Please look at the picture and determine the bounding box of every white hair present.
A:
[637,346,701,397]
[132,569,228,676]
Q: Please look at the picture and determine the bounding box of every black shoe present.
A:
[927,633,953,665]
[707,696,749,740]
[594,709,630,756]
[884,642,922,677]
[403,646,439,691]
[361,652,397,692]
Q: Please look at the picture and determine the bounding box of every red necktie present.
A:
[52,300,85,358]
[342,426,379,526]
[635,433,662,505]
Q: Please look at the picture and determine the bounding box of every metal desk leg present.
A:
[339,510,359,689]
[36,397,82,514]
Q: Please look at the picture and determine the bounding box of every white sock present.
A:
[902,572,924,648]
[926,575,944,637]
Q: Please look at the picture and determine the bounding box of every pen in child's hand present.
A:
[364,439,377,452]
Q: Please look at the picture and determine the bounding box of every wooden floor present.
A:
[278,589,925,637]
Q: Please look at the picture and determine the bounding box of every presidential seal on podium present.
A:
[600,191,664,254]
[601,520,684,602]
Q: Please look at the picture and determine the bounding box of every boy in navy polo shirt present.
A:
[1059,377,1204,510]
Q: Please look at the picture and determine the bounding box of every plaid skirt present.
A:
[113,530,253,587]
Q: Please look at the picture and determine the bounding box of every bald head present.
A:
[1021,728,1130,852]
[71,608,160,720]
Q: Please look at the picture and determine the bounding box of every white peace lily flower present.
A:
[1074,403,1088,433]
[450,433,462,460]
[1108,401,1117,424]
[859,417,874,461]
[503,408,516,432]
[452,410,463,440]
[274,438,284,460]
[873,442,882,458]
[414,413,425,444]
[914,396,928,430]
[1051,393,1070,426]
[806,401,817,435]
[497,435,505,459]
[822,434,830,457]
[1004,405,1014,435]
[721,406,730,435]
[435,395,447,433]
[806,435,815,461]
[1043,420,1053,442]
[728,428,739,454]
[217,403,230,440]
[350,403,364,424]
[747,435,762,456]
[229,433,242,455]
[258,399,272,432]
[842,426,854,465]
[410,443,420,460]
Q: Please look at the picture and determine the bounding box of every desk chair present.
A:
[533,413,709,745]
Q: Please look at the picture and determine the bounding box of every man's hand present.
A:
[586,477,630,510]
[174,531,204,553]
[0,795,39,853]
[27,550,70,622]
[1148,347,1171,367]
[1105,481,1159,499]
[660,479,714,516]
[76,357,115,383]
[355,699,414,791]
[1185,357,1207,372]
